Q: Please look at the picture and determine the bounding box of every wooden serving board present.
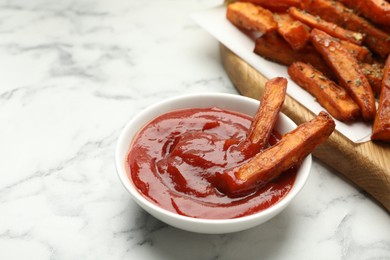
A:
[220,44,390,212]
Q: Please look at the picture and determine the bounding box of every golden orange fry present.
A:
[372,55,390,142]
[288,62,360,122]
[360,62,384,97]
[274,13,311,51]
[338,0,390,26]
[244,77,287,151]
[227,2,277,33]
[288,6,364,45]
[310,29,376,121]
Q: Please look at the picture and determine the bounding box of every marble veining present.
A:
[0,0,389,259]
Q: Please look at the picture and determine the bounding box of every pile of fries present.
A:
[226,0,390,142]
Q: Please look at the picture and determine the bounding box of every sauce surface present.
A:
[127,107,297,219]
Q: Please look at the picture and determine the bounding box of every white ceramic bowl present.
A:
[115,93,312,234]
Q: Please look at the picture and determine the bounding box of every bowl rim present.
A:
[115,92,311,226]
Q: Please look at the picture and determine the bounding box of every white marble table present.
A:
[0,0,389,259]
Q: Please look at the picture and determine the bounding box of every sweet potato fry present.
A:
[254,32,335,79]
[301,0,390,57]
[216,112,335,197]
[339,40,372,63]
[274,13,311,50]
[288,6,364,45]
[226,2,277,33]
[372,56,390,142]
[243,77,287,153]
[288,62,360,121]
[310,29,376,121]
[240,0,302,12]
[338,0,390,26]
[360,62,384,96]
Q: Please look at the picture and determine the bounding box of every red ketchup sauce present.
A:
[127,107,297,219]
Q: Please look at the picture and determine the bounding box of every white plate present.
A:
[115,93,312,234]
